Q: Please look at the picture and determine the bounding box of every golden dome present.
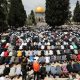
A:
[35,7,45,13]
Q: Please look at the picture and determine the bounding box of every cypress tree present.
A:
[65,10,72,24]
[73,1,80,23]
[8,0,27,28]
[30,10,36,25]
[0,0,8,32]
[45,0,70,28]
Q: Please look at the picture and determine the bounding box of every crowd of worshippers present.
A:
[0,27,80,79]
[0,56,80,80]
[0,28,80,57]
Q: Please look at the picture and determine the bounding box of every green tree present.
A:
[66,11,72,24]
[8,0,27,28]
[30,10,36,25]
[73,1,80,23]
[0,0,8,32]
[6,0,11,14]
[45,0,70,28]
[27,15,33,25]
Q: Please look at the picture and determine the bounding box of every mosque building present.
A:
[34,6,45,22]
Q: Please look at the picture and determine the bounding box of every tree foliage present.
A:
[30,10,36,25]
[73,1,80,23]
[0,0,8,32]
[45,0,70,28]
[8,0,27,28]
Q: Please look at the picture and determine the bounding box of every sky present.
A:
[22,0,79,14]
